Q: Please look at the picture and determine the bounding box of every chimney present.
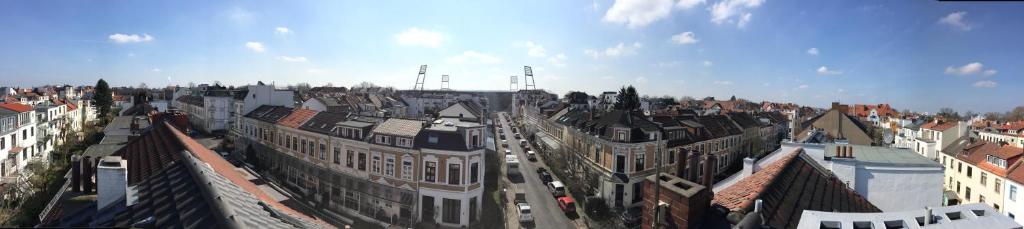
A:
[96,156,128,211]
[702,153,716,187]
[71,155,81,192]
[742,157,756,176]
[82,156,93,193]
[846,145,855,158]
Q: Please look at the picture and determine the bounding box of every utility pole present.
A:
[651,123,663,229]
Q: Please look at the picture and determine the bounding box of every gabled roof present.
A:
[175,95,204,107]
[277,108,317,128]
[697,115,743,138]
[726,112,759,129]
[922,120,958,131]
[0,103,34,112]
[947,140,1023,177]
[90,121,329,228]
[244,105,293,123]
[372,118,423,138]
[713,148,880,228]
[299,112,349,135]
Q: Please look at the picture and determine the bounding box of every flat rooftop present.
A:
[825,143,940,167]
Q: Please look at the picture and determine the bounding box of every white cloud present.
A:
[973,80,996,88]
[584,42,643,58]
[152,68,161,72]
[984,69,997,76]
[944,62,988,76]
[520,41,548,57]
[275,27,292,34]
[670,31,699,45]
[797,84,809,89]
[713,80,734,85]
[677,0,706,9]
[939,11,972,31]
[816,66,842,75]
[703,60,713,66]
[245,42,265,52]
[737,13,752,28]
[446,50,501,64]
[709,0,764,28]
[395,27,444,48]
[806,47,819,56]
[108,33,153,43]
[604,0,675,28]
[547,53,567,67]
[276,56,308,62]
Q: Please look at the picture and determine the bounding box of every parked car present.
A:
[517,203,534,223]
[505,149,512,155]
[547,181,566,197]
[536,167,547,174]
[501,139,508,144]
[501,142,508,148]
[519,139,528,147]
[537,170,553,183]
[621,206,643,228]
[514,133,521,139]
[526,150,536,161]
[557,197,576,214]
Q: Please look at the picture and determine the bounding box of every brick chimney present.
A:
[702,153,716,187]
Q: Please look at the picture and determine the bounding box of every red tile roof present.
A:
[277,108,317,128]
[713,148,801,210]
[0,103,34,112]
[922,120,958,131]
[116,121,331,227]
[66,102,77,111]
[957,141,1024,177]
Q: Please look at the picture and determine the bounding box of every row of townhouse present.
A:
[941,136,1024,225]
[172,82,295,134]
[977,121,1024,148]
[519,103,789,209]
[235,104,486,227]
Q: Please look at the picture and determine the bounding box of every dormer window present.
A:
[987,155,1008,168]
[378,135,390,144]
[428,134,439,144]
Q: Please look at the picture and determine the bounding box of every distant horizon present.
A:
[1,1,1021,113]
[4,78,1012,115]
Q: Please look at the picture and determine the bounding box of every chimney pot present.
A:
[96,156,128,211]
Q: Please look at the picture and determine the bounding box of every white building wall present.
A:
[855,165,944,211]
[1003,180,1024,224]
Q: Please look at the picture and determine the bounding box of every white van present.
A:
[547,181,566,197]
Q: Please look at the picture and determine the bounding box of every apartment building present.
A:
[917,119,969,160]
[0,103,38,182]
[237,103,484,227]
[942,138,1020,212]
[979,121,1024,148]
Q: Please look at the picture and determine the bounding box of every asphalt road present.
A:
[497,112,575,229]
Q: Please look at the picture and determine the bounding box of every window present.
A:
[1012,186,1018,201]
[385,157,395,177]
[966,187,972,201]
[372,154,381,174]
[980,195,986,203]
[346,150,354,168]
[300,139,307,154]
[449,164,461,185]
[402,157,413,180]
[635,153,645,171]
[958,162,962,173]
[425,162,437,182]
[308,142,315,156]
[286,135,292,148]
[967,167,973,178]
[378,135,389,144]
[981,173,988,186]
[333,147,341,164]
[470,162,479,183]
[668,150,676,164]
[358,153,366,171]
[319,143,327,160]
[292,137,298,151]
[996,179,1003,193]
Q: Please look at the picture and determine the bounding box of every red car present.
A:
[557,196,576,214]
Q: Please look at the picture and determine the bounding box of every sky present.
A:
[0,0,1021,113]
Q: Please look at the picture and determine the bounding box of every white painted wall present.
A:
[855,165,944,211]
[1003,180,1024,224]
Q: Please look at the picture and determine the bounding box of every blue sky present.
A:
[0,0,1021,113]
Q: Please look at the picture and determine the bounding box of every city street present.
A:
[496,112,578,229]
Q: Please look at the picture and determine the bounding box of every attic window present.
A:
[946,211,963,220]
[819,221,841,229]
[852,221,872,229]
[428,135,438,144]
